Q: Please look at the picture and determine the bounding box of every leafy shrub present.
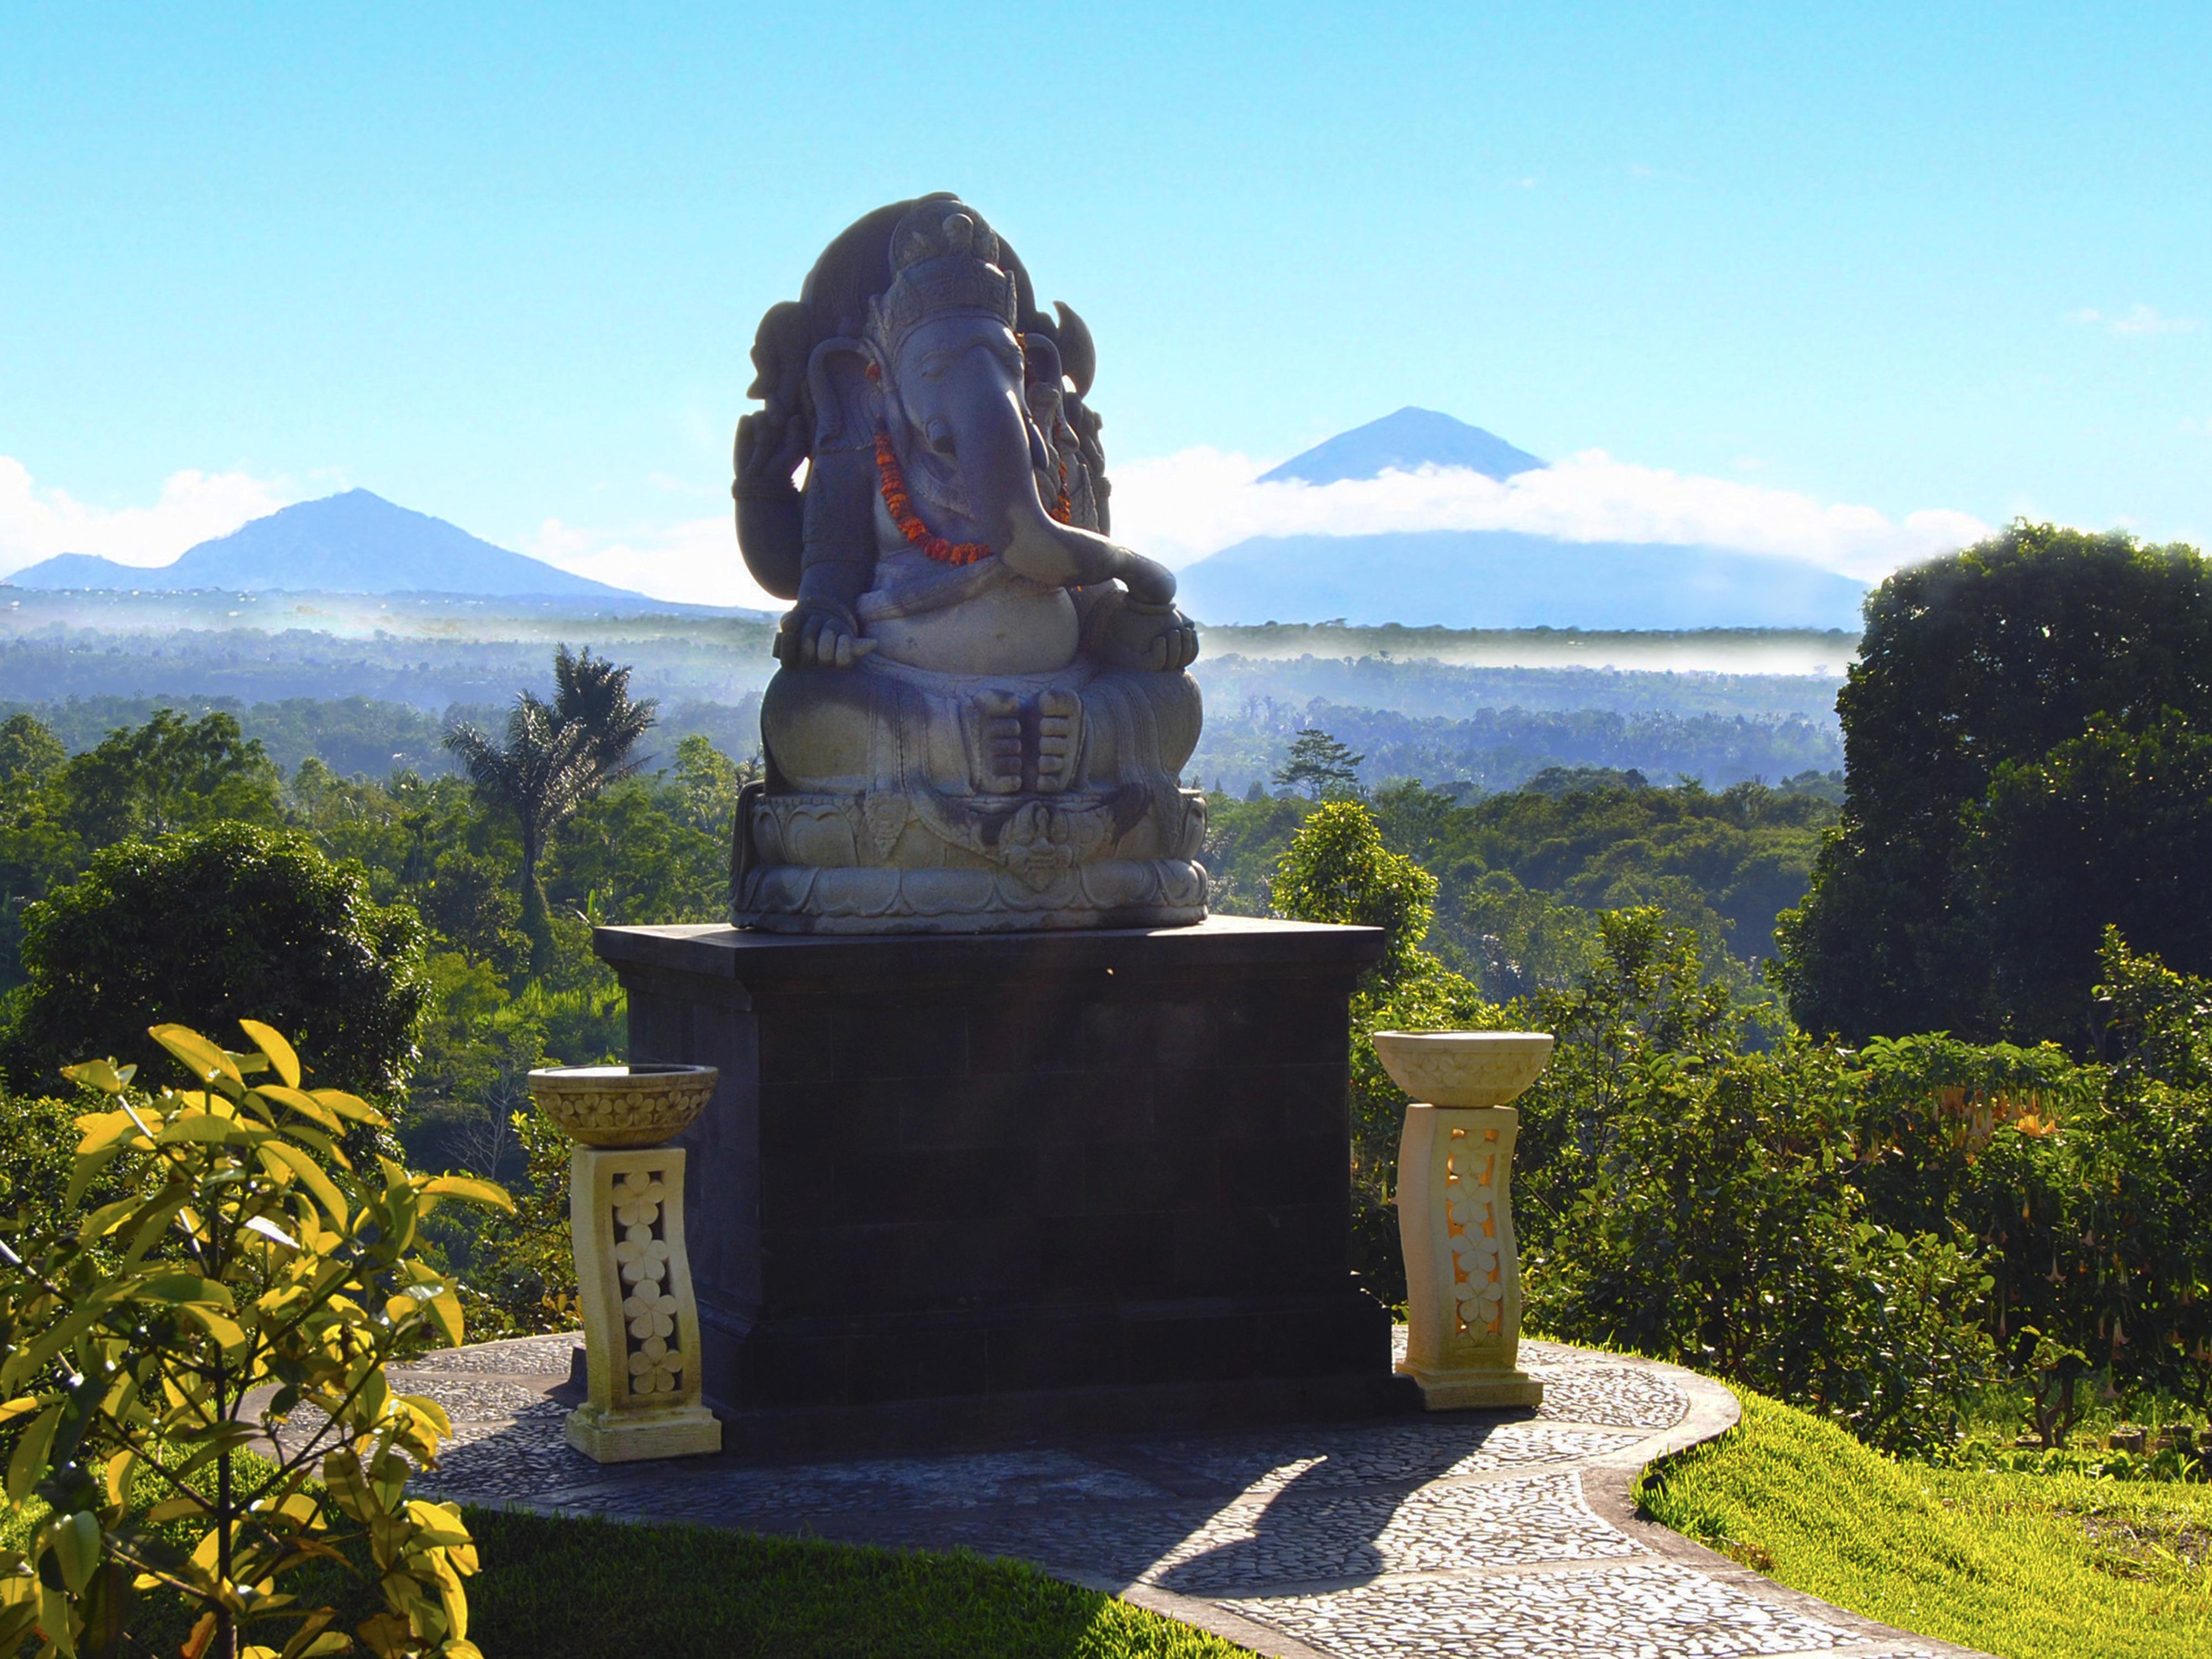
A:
[1938,1437,2205,1484]
[458,1107,578,1338]
[0,1019,509,1658]
[0,1092,129,1248]
[1275,805,2008,1452]
[1511,916,1996,1454]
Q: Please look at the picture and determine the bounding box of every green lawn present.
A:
[3,1498,1249,1658]
[1637,1389,2212,1659]
[455,1508,1249,1659]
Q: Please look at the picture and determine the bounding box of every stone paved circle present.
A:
[403,1331,1985,1658]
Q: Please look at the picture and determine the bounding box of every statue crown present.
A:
[868,200,1019,352]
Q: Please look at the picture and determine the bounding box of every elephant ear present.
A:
[806,337,883,455]
[1053,302,1097,397]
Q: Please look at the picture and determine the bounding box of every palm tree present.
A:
[444,648,657,971]
[553,645,656,779]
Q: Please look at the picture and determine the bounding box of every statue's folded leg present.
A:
[1077,669,1203,790]
[759,662,903,795]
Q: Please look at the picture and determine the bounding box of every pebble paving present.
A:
[404,1331,1976,1658]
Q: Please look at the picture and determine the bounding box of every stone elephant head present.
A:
[733,196,1191,671]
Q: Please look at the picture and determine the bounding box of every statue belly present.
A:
[864,581,1081,675]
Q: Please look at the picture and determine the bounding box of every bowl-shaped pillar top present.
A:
[529,1062,718,1148]
[1371,1031,1554,1108]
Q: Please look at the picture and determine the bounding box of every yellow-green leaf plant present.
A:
[0,1019,514,1659]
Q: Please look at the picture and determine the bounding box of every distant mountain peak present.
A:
[7,490,639,600]
[1259,408,1546,486]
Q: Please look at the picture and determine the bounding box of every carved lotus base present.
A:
[739,854,1208,933]
[749,644,1209,933]
[736,783,1209,933]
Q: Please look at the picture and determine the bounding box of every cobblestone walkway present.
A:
[397,1333,1985,1659]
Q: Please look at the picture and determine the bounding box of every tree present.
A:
[1776,522,2212,1047]
[3,821,428,1099]
[1270,801,1485,1302]
[0,720,77,994]
[50,709,282,848]
[0,713,65,788]
[666,733,749,845]
[546,782,726,927]
[442,649,655,969]
[1270,800,1436,978]
[1273,728,1364,799]
[420,850,530,975]
[552,644,657,778]
[1969,714,2212,1043]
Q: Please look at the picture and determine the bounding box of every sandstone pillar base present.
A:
[1392,1363,1544,1410]
[564,1401,723,1463]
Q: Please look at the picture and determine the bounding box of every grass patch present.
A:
[455,1507,1248,1658]
[1637,1388,2212,1659]
[6,1498,1248,1658]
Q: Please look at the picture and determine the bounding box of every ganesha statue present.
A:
[728,195,1208,932]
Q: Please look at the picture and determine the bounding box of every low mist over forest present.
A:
[0,588,1845,796]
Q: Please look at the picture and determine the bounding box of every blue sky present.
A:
[3,2,2207,603]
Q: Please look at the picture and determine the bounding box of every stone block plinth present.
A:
[592,916,1413,1456]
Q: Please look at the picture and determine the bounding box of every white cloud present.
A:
[2073,304,2200,336]
[1109,449,1989,585]
[3,446,1990,608]
[0,457,298,576]
[529,512,784,611]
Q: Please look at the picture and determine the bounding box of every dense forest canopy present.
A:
[1205,767,1841,999]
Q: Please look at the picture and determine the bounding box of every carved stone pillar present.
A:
[529,1065,723,1462]
[1374,1032,1554,1411]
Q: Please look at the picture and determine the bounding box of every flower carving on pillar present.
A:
[608,1165,684,1399]
[614,1171,666,1226]
[624,1286,678,1342]
[1446,1135,1507,1338]
[628,1337,686,1395]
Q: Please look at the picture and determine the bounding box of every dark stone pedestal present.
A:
[592,916,1414,1457]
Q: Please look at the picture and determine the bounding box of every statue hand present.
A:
[1102,596,1199,672]
[774,602,879,669]
[737,409,808,492]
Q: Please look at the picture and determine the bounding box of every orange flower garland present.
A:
[875,426,991,566]
[875,424,1074,567]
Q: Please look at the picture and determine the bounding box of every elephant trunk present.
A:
[951,394,1176,606]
